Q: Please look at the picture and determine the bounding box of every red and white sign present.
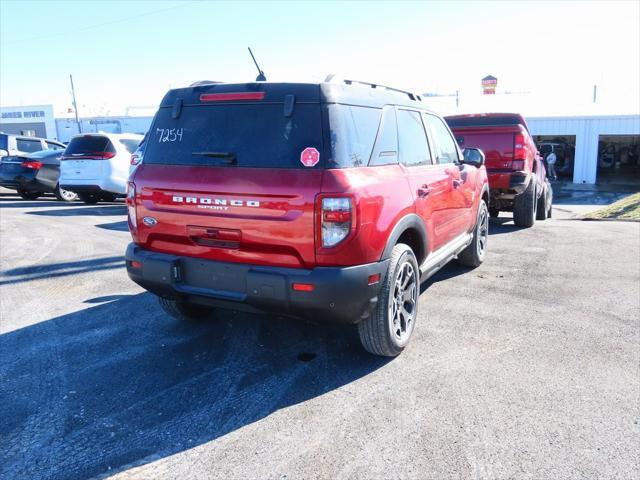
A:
[300,147,320,167]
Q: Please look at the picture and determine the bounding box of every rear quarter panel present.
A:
[318,165,416,266]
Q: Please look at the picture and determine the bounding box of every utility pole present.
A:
[70,74,82,133]
[456,90,459,109]
[593,84,597,104]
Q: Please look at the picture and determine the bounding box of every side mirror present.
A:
[462,148,485,167]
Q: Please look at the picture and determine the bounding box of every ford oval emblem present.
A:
[142,216,157,227]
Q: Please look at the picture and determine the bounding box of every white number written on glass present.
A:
[156,128,184,143]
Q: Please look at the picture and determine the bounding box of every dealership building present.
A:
[1,104,639,187]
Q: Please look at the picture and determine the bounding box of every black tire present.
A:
[489,207,500,218]
[158,297,213,321]
[513,179,536,228]
[78,192,100,204]
[358,243,419,357]
[17,188,42,200]
[54,184,78,202]
[547,203,553,218]
[536,187,547,221]
[458,199,489,268]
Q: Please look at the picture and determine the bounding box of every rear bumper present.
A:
[0,171,47,191]
[488,170,530,194]
[59,179,126,195]
[125,243,388,324]
[59,184,120,196]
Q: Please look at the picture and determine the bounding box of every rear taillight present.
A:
[514,133,527,160]
[126,182,137,232]
[60,151,115,160]
[21,161,43,170]
[321,197,352,248]
[130,152,142,166]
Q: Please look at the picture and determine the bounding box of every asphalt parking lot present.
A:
[1,188,638,480]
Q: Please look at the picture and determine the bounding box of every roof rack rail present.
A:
[324,74,422,102]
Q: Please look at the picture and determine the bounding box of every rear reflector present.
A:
[200,92,265,102]
[129,260,142,269]
[292,283,315,292]
[368,273,381,285]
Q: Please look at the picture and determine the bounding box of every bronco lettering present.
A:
[172,195,260,207]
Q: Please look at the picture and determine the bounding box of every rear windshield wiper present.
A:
[192,151,237,164]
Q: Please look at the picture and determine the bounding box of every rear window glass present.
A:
[65,136,115,155]
[16,138,43,153]
[446,115,524,128]
[144,104,323,168]
[119,139,140,153]
[327,105,381,168]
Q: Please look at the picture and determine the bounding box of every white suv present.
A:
[60,133,142,204]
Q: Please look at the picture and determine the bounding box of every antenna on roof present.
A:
[248,47,266,82]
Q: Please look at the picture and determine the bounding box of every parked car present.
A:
[0,132,65,160]
[128,132,147,178]
[445,113,552,226]
[125,80,489,357]
[0,149,77,201]
[59,133,143,204]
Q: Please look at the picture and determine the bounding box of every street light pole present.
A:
[70,74,82,133]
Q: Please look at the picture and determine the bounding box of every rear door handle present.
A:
[417,185,431,197]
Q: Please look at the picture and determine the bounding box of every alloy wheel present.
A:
[389,260,418,342]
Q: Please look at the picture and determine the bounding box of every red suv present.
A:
[126,80,489,356]
[446,113,552,227]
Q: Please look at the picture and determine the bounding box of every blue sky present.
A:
[1,0,639,116]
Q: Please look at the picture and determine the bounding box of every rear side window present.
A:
[0,135,7,150]
[369,106,398,166]
[46,141,64,151]
[423,114,460,164]
[65,136,115,156]
[144,104,323,168]
[397,109,431,167]
[327,105,380,168]
[16,138,43,153]
[119,139,140,153]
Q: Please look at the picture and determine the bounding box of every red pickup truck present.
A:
[445,113,552,226]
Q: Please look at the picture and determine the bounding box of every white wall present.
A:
[56,116,154,143]
[527,115,640,184]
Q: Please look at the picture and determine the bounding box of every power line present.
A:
[4,0,202,45]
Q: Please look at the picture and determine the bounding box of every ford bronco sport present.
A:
[446,113,552,226]
[125,80,489,356]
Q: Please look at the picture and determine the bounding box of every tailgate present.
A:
[452,129,515,170]
[61,159,105,181]
[134,165,321,268]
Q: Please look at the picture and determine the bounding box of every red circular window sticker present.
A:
[300,147,320,167]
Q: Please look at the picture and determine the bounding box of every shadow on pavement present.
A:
[488,217,522,235]
[421,262,471,293]
[0,199,80,209]
[84,294,136,304]
[0,256,124,286]
[96,220,129,232]
[0,293,389,480]
[27,205,127,217]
